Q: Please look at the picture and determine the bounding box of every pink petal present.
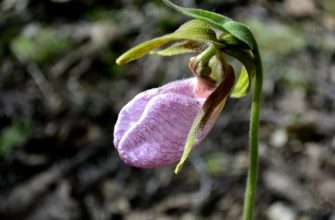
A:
[114,78,195,147]
[113,77,216,168]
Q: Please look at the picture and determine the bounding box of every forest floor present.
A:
[0,0,334,219]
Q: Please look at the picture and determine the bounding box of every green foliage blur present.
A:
[0,119,32,157]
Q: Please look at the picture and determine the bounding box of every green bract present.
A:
[162,0,257,49]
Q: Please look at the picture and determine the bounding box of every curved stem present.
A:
[242,49,263,220]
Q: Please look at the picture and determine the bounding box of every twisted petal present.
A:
[113,78,215,168]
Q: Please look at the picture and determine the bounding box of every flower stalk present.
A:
[243,49,262,220]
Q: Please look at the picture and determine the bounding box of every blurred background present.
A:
[0,0,334,219]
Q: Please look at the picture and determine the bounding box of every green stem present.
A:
[242,49,263,220]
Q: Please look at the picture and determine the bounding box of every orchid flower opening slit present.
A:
[114,1,263,220]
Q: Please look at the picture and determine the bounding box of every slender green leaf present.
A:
[116,20,220,65]
[162,0,257,49]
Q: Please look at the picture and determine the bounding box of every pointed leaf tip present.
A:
[174,114,199,174]
[116,57,125,65]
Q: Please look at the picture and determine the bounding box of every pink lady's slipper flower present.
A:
[114,78,208,168]
[115,1,263,218]
[114,76,215,168]
[114,54,235,168]
[113,4,252,171]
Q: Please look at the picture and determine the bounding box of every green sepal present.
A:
[151,41,204,56]
[116,20,220,65]
[175,55,235,173]
[231,66,249,98]
[224,48,256,98]
[162,0,256,50]
[174,98,227,174]
[175,109,203,174]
